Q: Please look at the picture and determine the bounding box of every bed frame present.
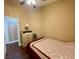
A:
[26,43,41,59]
[26,37,50,59]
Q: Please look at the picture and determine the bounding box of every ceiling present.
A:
[35,0,59,7]
[5,0,59,8]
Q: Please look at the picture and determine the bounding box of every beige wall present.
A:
[4,2,28,31]
[4,1,43,38]
[28,9,43,38]
[42,0,75,41]
[5,0,75,42]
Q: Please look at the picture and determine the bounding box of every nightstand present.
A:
[22,30,33,47]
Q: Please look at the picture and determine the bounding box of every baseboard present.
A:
[7,40,18,44]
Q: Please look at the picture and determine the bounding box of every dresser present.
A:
[22,30,33,47]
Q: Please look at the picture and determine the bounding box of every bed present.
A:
[27,37,75,59]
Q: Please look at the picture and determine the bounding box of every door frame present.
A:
[4,16,21,46]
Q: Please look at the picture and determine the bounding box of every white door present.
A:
[4,16,19,44]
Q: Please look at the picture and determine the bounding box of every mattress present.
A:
[30,37,75,59]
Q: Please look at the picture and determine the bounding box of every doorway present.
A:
[4,16,20,45]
